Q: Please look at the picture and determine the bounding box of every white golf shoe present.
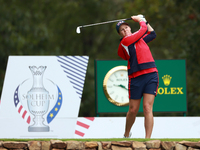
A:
[123,132,132,138]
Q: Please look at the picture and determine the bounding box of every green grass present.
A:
[0,138,199,142]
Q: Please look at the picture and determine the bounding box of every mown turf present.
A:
[0,138,199,142]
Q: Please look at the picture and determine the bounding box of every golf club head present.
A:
[76,26,81,34]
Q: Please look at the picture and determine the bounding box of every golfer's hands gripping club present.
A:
[131,15,147,23]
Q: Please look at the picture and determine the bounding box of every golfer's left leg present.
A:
[143,93,155,138]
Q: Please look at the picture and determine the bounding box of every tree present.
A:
[0,0,200,116]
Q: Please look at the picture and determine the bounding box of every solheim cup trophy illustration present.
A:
[27,66,50,132]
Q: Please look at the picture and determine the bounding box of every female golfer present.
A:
[116,15,159,138]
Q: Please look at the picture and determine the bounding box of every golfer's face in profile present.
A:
[119,24,132,37]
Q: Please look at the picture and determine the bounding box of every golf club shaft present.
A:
[80,18,132,28]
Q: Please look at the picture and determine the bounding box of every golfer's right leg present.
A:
[124,99,141,137]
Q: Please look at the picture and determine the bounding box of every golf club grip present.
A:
[125,18,132,21]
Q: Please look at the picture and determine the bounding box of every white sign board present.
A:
[0,56,89,138]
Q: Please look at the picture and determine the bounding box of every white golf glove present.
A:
[137,14,147,22]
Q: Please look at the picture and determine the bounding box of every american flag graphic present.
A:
[57,56,89,100]
[47,85,62,124]
[57,56,90,137]
[14,85,31,124]
[75,117,95,137]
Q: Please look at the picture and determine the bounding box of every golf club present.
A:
[76,18,132,34]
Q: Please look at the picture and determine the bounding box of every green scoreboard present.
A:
[95,59,187,115]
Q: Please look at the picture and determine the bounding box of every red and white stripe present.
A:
[16,102,31,124]
[75,117,95,137]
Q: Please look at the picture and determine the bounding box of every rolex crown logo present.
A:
[162,75,172,86]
